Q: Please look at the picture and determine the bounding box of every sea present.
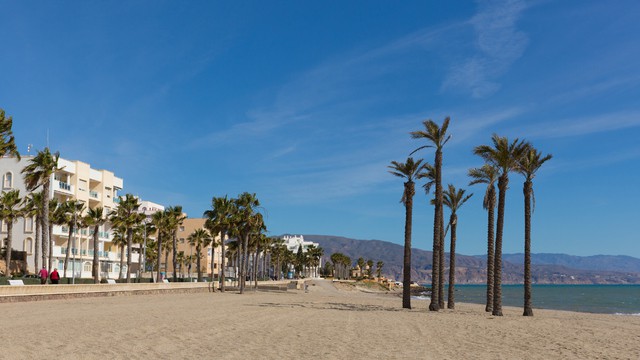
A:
[415,284,640,315]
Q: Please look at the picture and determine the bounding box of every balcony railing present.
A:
[54,181,74,194]
[89,191,100,200]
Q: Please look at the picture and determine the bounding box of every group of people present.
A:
[38,266,60,285]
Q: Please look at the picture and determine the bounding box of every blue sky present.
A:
[2,1,640,258]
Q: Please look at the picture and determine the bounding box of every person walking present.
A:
[50,268,60,284]
[38,266,48,285]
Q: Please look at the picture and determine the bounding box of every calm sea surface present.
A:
[418,284,640,315]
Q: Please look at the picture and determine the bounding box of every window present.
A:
[78,179,87,192]
[179,226,185,232]
[24,217,34,233]
[1,221,7,233]
[83,262,92,272]
[180,238,185,244]
[24,238,33,255]
[3,172,12,189]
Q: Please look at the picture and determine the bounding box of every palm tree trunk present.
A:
[4,222,13,275]
[493,174,508,316]
[119,246,125,280]
[172,232,178,282]
[402,181,414,309]
[429,149,443,312]
[93,228,100,284]
[196,247,202,282]
[523,180,534,316]
[34,215,41,273]
[42,181,51,272]
[156,233,163,283]
[63,223,74,278]
[253,247,259,289]
[447,215,457,309]
[41,217,48,272]
[220,231,226,292]
[438,211,445,309]
[126,228,133,283]
[485,192,495,312]
[48,223,53,273]
[209,243,215,286]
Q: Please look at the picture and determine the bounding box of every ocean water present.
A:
[416,284,640,315]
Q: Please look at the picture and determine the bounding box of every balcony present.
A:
[89,190,101,201]
[53,181,74,195]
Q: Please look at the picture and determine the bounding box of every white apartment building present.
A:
[281,235,322,278]
[1,155,128,278]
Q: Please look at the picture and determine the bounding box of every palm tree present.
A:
[517,147,552,316]
[468,164,499,312]
[376,261,384,279]
[204,196,235,292]
[46,198,63,272]
[110,194,143,283]
[151,210,169,283]
[411,117,451,311]
[22,147,60,271]
[233,192,260,293]
[165,206,186,282]
[474,134,529,316]
[23,192,43,272]
[0,189,23,275]
[111,225,127,280]
[388,157,426,309]
[84,207,106,284]
[0,108,20,158]
[62,200,85,279]
[188,228,212,282]
[442,184,473,309]
[417,162,446,309]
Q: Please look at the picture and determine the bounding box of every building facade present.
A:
[1,155,126,278]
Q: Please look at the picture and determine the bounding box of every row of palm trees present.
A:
[390,117,551,316]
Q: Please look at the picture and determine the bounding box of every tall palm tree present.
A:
[62,200,85,279]
[442,184,473,309]
[22,147,59,271]
[84,207,106,284]
[164,206,186,282]
[204,195,235,292]
[111,225,127,280]
[233,192,260,294]
[111,194,143,283]
[188,228,212,282]
[417,162,446,309]
[411,117,451,311]
[151,210,169,283]
[517,147,552,316]
[46,197,63,271]
[468,164,499,312]
[23,192,43,272]
[474,134,529,316]
[0,108,20,159]
[0,189,23,275]
[388,157,426,309]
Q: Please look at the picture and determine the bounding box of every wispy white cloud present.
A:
[551,75,640,104]
[523,110,640,138]
[442,0,529,98]
[188,24,460,150]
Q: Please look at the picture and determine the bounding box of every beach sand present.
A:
[2,279,639,359]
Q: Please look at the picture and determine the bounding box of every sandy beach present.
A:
[2,279,639,360]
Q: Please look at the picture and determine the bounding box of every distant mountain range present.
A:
[301,235,640,285]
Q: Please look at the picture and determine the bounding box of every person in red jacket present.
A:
[50,268,60,284]
[38,266,48,285]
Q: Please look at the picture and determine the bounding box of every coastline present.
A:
[2,279,639,359]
